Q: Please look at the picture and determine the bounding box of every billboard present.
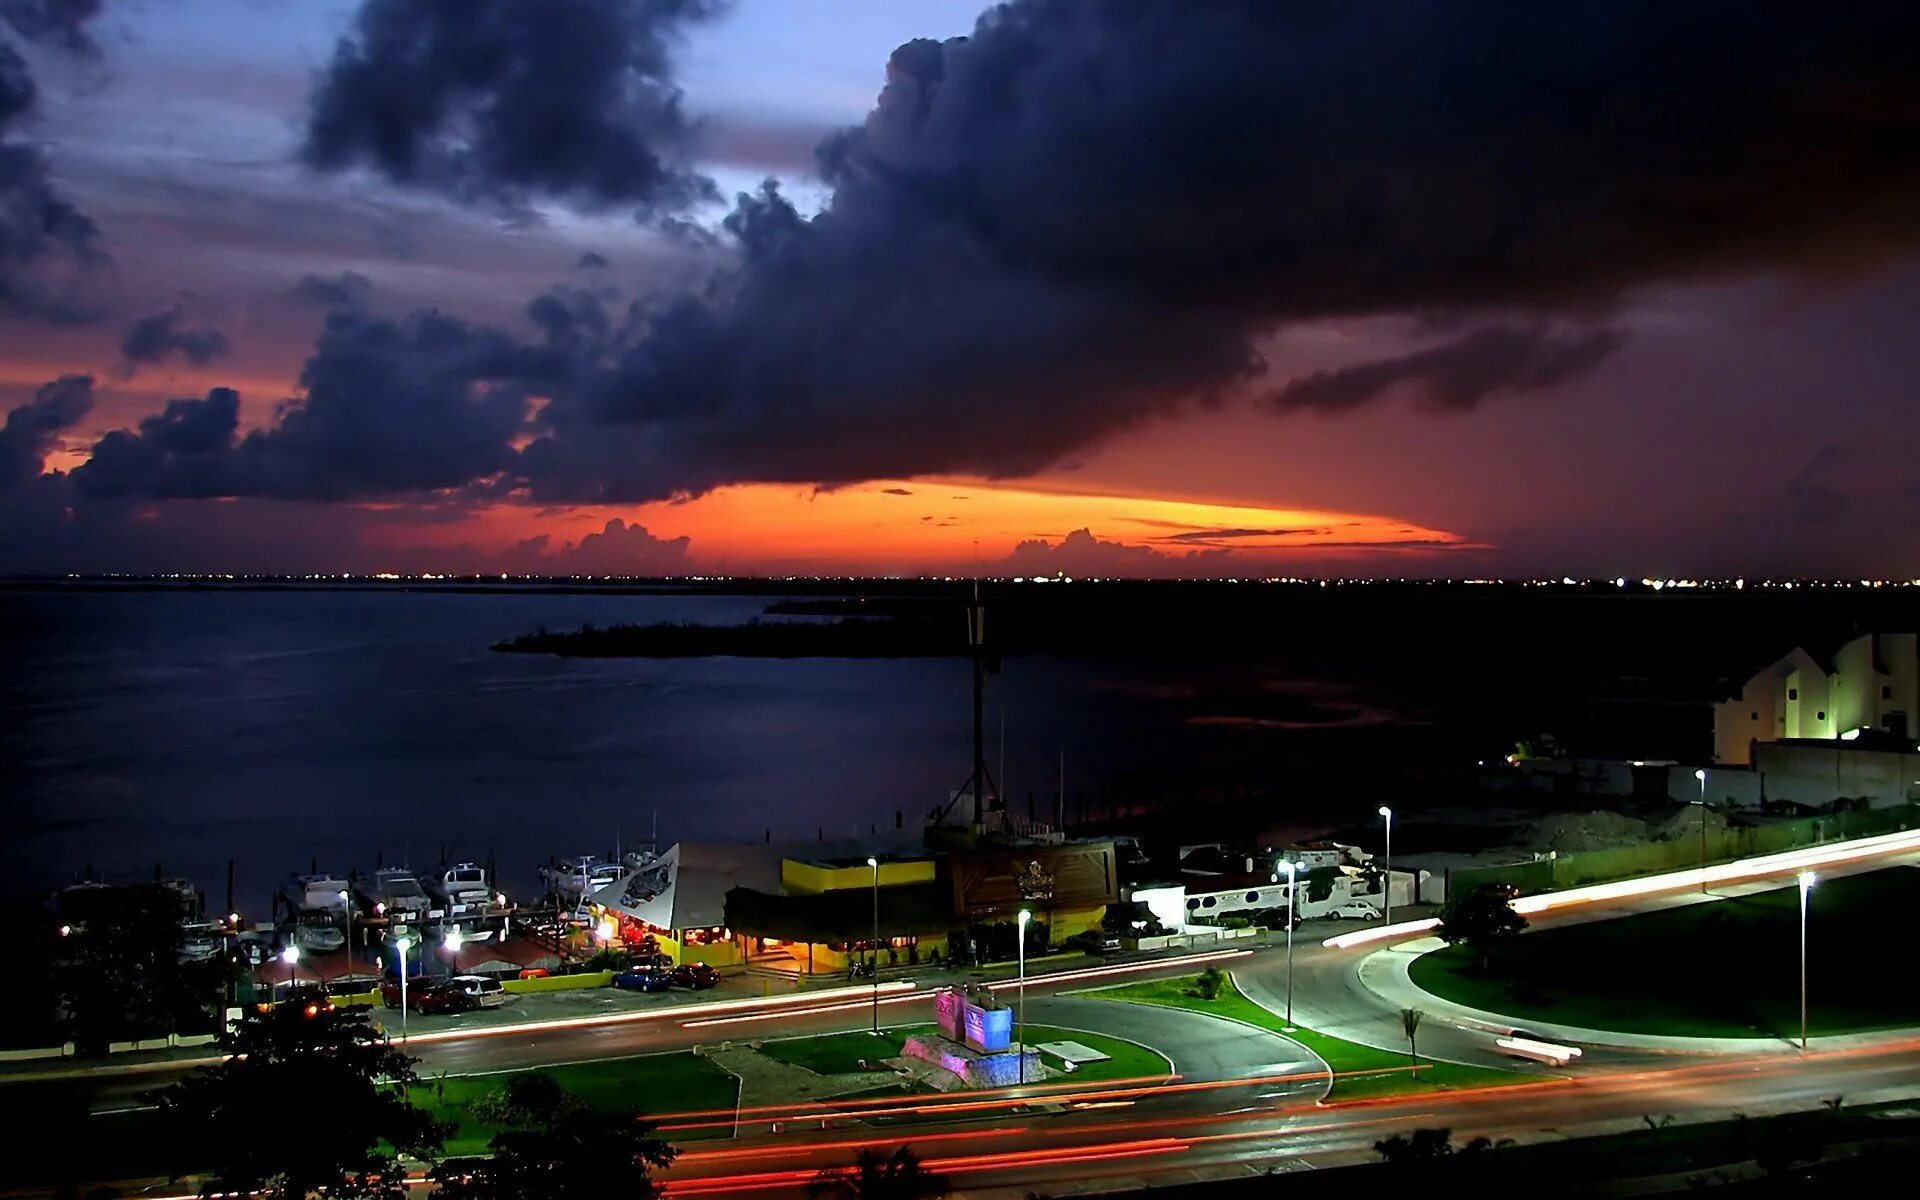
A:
[943,841,1118,919]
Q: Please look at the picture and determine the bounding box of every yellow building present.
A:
[1716,633,1919,765]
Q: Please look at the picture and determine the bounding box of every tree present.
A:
[1436,884,1529,971]
[54,882,224,1051]
[155,992,446,1199]
[809,1147,949,1200]
[1373,1127,1456,1163]
[431,1109,675,1200]
[1401,1007,1423,1069]
[1374,1128,1511,1166]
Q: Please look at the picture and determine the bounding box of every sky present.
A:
[3,0,1919,578]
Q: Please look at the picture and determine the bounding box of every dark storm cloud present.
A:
[73,388,238,498]
[0,372,90,487]
[291,270,373,308]
[508,2,1920,500]
[0,0,103,57]
[118,305,232,370]
[80,1,1920,507]
[575,253,609,271]
[0,37,112,322]
[1271,325,1626,414]
[302,0,726,215]
[76,307,568,500]
[880,487,912,496]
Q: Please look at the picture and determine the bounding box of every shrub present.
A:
[1194,966,1226,1001]
[585,946,633,972]
[469,1072,585,1127]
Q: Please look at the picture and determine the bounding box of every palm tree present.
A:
[1401,1007,1424,1072]
[809,1147,948,1200]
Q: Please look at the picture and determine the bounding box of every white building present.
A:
[1714,633,1918,766]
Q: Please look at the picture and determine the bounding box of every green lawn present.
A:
[417,1051,741,1153]
[759,1022,1171,1084]
[1409,867,1920,1040]
[1083,973,1522,1100]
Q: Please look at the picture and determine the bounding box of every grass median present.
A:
[1082,973,1523,1100]
[417,1051,740,1153]
[1409,867,1920,1040]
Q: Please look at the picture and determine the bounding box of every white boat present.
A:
[426,863,494,917]
[542,856,623,908]
[284,872,351,915]
[289,908,345,952]
[357,868,430,924]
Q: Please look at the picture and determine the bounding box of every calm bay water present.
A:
[0,586,1226,912]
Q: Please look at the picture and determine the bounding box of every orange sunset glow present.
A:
[370,479,1480,575]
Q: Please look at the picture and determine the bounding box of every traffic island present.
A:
[1407,866,1920,1041]
[1081,971,1525,1100]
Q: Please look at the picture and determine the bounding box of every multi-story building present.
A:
[1713,633,1918,765]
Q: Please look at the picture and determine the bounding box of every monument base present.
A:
[900,1033,1045,1089]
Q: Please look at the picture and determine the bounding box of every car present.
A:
[1067,930,1121,953]
[612,967,673,992]
[670,963,720,989]
[1329,902,1382,920]
[446,974,511,1007]
[410,982,478,1015]
[380,975,473,1013]
[381,974,439,1009]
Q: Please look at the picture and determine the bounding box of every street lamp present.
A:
[1693,769,1709,895]
[280,943,300,1001]
[1279,860,1301,1030]
[1016,909,1032,1085]
[339,889,353,967]
[1377,806,1394,925]
[866,856,881,1036]
[392,933,414,1042]
[1798,871,1815,1051]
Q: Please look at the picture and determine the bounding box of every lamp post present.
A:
[1017,909,1032,1084]
[1694,769,1709,894]
[392,933,413,1042]
[1798,871,1815,1051]
[1279,860,1300,1029]
[280,944,300,1002]
[866,856,881,1036]
[339,889,353,969]
[1377,806,1394,925]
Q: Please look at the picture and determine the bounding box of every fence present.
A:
[1450,806,1919,897]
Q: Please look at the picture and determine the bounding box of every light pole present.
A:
[280,944,300,1002]
[1798,871,1815,1051]
[1279,860,1300,1029]
[392,932,413,1042]
[339,889,353,969]
[1016,909,1031,1084]
[1377,806,1394,924]
[1694,769,1709,894]
[866,856,881,1036]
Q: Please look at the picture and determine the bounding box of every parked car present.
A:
[447,974,512,1007]
[380,974,472,1012]
[417,982,479,1015]
[1067,930,1122,953]
[1329,902,1382,920]
[670,963,719,990]
[612,967,673,992]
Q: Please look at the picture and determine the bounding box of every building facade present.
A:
[1714,633,1919,766]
